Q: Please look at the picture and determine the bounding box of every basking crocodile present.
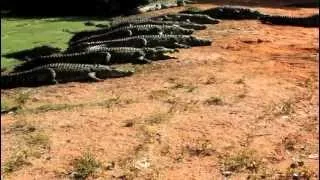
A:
[70,35,212,50]
[184,5,264,20]
[131,0,193,14]
[108,19,207,30]
[2,63,134,89]
[67,37,148,52]
[13,51,112,72]
[71,24,194,45]
[85,46,177,62]
[259,14,319,27]
[133,35,212,48]
[1,68,57,89]
[153,13,221,24]
[40,63,134,83]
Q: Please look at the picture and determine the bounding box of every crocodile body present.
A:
[69,20,206,44]
[86,46,177,62]
[259,14,319,27]
[67,37,148,52]
[71,24,194,45]
[109,19,207,30]
[2,63,133,89]
[200,6,264,20]
[13,51,111,72]
[1,68,57,89]
[70,35,211,50]
[153,13,221,24]
[134,35,212,48]
[39,63,134,83]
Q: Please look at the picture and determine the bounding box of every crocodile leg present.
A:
[141,38,148,47]
[173,42,191,48]
[137,56,152,64]
[126,30,133,36]
[47,68,58,84]
[88,72,103,81]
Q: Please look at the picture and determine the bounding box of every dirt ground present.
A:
[1,1,319,180]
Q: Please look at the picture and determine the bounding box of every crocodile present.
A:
[85,46,177,62]
[1,67,57,89]
[133,35,212,48]
[71,24,194,45]
[67,37,148,53]
[152,13,221,24]
[39,63,134,83]
[12,51,112,72]
[130,0,193,14]
[259,14,319,27]
[69,19,206,44]
[184,5,264,20]
[69,35,212,50]
[108,19,207,30]
[2,63,134,89]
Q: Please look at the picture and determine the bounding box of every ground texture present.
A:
[1,1,319,179]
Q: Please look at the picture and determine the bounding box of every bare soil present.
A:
[1,1,319,179]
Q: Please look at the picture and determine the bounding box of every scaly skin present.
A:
[37,63,134,83]
[13,51,111,72]
[67,37,148,53]
[259,14,319,27]
[196,6,264,20]
[133,35,212,48]
[85,46,150,64]
[154,13,221,24]
[71,24,194,45]
[109,20,207,30]
[86,46,177,62]
[1,68,57,89]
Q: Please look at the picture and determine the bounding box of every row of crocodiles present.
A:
[1,5,319,89]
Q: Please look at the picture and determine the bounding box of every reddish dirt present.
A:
[1,1,319,180]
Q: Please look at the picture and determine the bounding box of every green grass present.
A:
[1,18,109,70]
[71,152,101,179]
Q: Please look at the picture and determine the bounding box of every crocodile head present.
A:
[94,65,134,79]
[185,36,212,46]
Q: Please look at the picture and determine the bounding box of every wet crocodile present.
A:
[2,63,134,89]
[153,13,221,24]
[13,51,112,72]
[259,14,319,27]
[71,24,194,45]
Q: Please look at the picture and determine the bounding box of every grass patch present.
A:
[184,139,215,157]
[23,131,50,149]
[2,150,31,174]
[273,100,295,116]
[8,119,36,134]
[71,152,101,179]
[205,96,224,106]
[20,97,123,114]
[143,113,171,125]
[220,149,262,173]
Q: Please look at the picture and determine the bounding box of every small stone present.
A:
[222,171,232,177]
[308,154,319,160]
